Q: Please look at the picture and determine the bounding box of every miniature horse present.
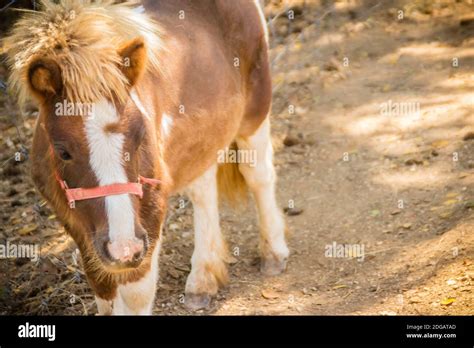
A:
[5,0,289,314]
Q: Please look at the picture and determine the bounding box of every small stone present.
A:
[10,200,22,207]
[463,131,474,141]
[460,16,474,27]
[169,223,180,230]
[283,135,300,147]
[409,296,422,303]
[405,158,423,166]
[284,207,303,216]
[7,188,18,197]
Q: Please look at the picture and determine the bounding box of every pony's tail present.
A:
[217,142,248,208]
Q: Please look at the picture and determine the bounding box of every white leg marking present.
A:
[112,238,161,315]
[184,165,227,298]
[236,118,289,274]
[85,100,139,260]
[95,297,113,315]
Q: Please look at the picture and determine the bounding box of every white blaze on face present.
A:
[84,99,135,245]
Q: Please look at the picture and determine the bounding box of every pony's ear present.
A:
[118,37,147,87]
[27,57,62,99]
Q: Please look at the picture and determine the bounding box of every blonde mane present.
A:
[3,0,163,106]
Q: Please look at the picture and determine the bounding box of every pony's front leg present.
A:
[184,164,228,310]
[95,241,161,315]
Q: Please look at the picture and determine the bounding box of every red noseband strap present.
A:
[50,147,161,208]
[55,172,160,208]
[64,182,143,203]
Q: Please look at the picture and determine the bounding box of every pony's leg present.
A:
[184,164,228,310]
[95,297,112,315]
[104,240,161,315]
[236,118,289,275]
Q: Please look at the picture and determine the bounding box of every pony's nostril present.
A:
[133,250,143,262]
[140,233,149,253]
[135,224,147,240]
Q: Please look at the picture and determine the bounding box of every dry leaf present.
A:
[443,199,458,206]
[440,298,455,306]
[464,201,474,209]
[10,217,22,225]
[18,224,38,235]
[439,211,452,219]
[388,54,399,65]
[332,284,347,290]
[432,140,449,149]
[261,289,280,299]
[370,209,381,217]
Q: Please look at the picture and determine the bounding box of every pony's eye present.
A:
[133,125,146,150]
[55,146,72,161]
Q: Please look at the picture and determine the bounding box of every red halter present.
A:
[50,145,161,208]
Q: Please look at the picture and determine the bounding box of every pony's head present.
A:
[5,1,166,273]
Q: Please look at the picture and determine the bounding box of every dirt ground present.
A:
[0,0,473,315]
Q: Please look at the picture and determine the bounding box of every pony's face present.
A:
[28,39,164,272]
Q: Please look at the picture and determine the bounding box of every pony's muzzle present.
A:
[95,229,149,269]
[107,237,145,264]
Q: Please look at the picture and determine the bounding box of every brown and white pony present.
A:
[5,0,289,314]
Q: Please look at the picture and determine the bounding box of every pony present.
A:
[4,0,289,314]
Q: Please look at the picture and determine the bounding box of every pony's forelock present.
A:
[3,0,163,107]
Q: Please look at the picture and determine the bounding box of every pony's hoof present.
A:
[260,256,287,276]
[184,293,211,310]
